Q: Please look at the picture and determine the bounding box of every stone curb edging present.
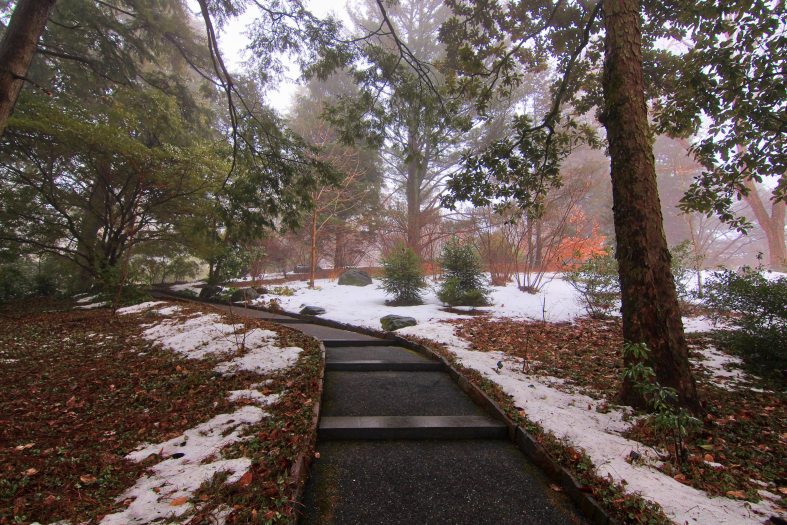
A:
[147,290,327,524]
[289,341,325,523]
[154,290,616,525]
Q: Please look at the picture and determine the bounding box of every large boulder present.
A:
[230,288,259,302]
[199,285,221,300]
[300,305,326,316]
[338,268,372,287]
[380,314,417,331]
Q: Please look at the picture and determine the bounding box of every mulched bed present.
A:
[445,315,787,510]
[447,316,624,399]
[0,298,321,525]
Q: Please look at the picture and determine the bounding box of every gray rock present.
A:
[254,286,269,295]
[338,268,373,287]
[380,314,417,331]
[300,305,326,316]
[199,285,221,300]
[230,288,259,302]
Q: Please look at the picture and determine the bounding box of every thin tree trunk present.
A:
[309,208,317,288]
[0,0,57,137]
[601,0,701,411]
[333,227,346,269]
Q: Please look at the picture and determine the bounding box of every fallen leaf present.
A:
[549,483,563,492]
[703,454,715,462]
[725,490,746,499]
[673,473,687,484]
[23,468,38,476]
[80,474,97,485]
[14,443,34,451]
[777,487,787,495]
[314,451,321,459]
[238,471,253,487]
[170,496,189,506]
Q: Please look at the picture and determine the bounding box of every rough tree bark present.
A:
[0,0,57,138]
[600,0,701,411]
[744,179,786,270]
[405,127,424,257]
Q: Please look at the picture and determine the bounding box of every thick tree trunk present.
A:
[743,180,786,270]
[601,0,701,411]
[0,0,57,137]
[405,158,422,257]
[73,163,110,289]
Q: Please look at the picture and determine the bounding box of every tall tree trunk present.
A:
[73,163,110,290]
[743,179,787,270]
[601,0,701,411]
[333,227,346,269]
[0,0,57,137]
[309,208,318,288]
[405,158,422,257]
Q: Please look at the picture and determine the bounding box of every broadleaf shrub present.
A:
[437,238,490,307]
[379,244,426,306]
[565,251,620,318]
[669,240,694,302]
[703,268,786,379]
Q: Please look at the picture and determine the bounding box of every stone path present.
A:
[170,299,587,524]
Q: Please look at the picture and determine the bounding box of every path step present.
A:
[293,324,383,342]
[262,317,310,324]
[323,339,399,347]
[323,371,488,418]
[319,415,508,440]
[326,360,445,372]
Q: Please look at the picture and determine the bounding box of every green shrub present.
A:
[379,244,426,306]
[669,240,694,301]
[703,268,786,379]
[33,272,59,297]
[622,342,701,466]
[271,286,295,297]
[437,238,490,307]
[565,251,620,318]
[0,263,31,301]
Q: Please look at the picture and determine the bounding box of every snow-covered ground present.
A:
[247,275,720,342]
[105,301,304,524]
[453,348,778,525]
[232,275,780,524]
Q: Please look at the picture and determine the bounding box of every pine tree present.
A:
[437,238,490,307]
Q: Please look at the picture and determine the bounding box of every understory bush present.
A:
[271,286,295,297]
[379,244,426,306]
[565,251,620,318]
[0,257,67,302]
[437,238,490,307]
[669,240,694,302]
[0,262,31,301]
[702,267,786,379]
[622,342,701,466]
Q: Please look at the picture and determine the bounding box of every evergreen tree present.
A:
[380,243,427,306]
[437,238,490,307]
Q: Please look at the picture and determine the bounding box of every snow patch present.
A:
[75,294,100,304]
[142,314,244,360]
[75,302,108,309]
[117,301,168,315]
[215,341,302,376]
[448,347,779,525]
[228,390,280,406]
[102,406,266,525]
